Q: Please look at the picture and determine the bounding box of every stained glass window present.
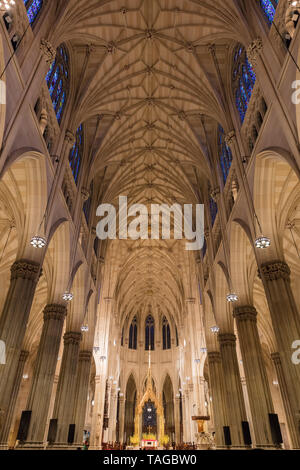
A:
[129,316,138,350]
[218,125,233,184]
[210,195,218,227]
[162,316,171,350]
[145,315,155,351]
[233,45,256,123]
[24,0,44,26]
[69,125,84,186]
[259,0,279,26]
[46,44,69,125]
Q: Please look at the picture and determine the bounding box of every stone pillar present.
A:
[260,261,300,448]
[108,386,118,443]
[0,350,29,448]
[218,334,247,447]
[0,260,40,442]
[118,395,125,444]
[234,306,274,447]
[90,376,102,449]
[181,394,188,443]
[73,350,92,446]
[207,352,228,447]
[23,304,67,447]
[51,331,82,447]
[174,396,181,445]
[271,352,299,449]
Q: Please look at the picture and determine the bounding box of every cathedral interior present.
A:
[0,0,300,451]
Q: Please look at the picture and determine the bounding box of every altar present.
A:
[141,438,158,449]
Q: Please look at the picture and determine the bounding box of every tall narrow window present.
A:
[46,44,69,125]
[129,316,138,350]
[69,124,84,185]
[259,0,279,26]
[145,315,155,351]
[218,125,233,184]
[24,0,44,26]
[162,316,171,350]
[233,45,256,123]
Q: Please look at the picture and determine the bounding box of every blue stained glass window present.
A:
[209,195,218,227]
[69,124,84,185]
[46,45,69,125]
[233,45,256,123]
[24,0,43,26]
[259,0,279,26]
[218,125,233,184]
[145,315,155,351]
[129,316,138,350]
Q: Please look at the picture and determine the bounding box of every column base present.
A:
[16,442,46,450]
[0,444,9,450]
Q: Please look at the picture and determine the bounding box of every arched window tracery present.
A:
[69,124,84,185]
[129,316,138,350]
[24,0,44,26]
[218,125,233,184]
[46,44,69,125]
[162,316,171,350]
[233,45,256,123]
[145,315,155,351]
[259,0,279,26]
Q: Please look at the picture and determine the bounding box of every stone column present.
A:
[174,396,181,445]
[234,306,275,447]
[218,334,247,447]
[271,352,299,448]
[0,350,29,448]
[23,304,67,447]
[260,261,300,448]
[90,376,102,449]
[181,394,188,443]
[73,350,92,446]
[0,260,40,442]
[118,395,125,444]
[207,352,228,447]
[51,331,82,447]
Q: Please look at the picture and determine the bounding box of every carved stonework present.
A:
[210,187,220,203]
[19,350,29,363]
[63,331,82,346]
[40,39,56,64]
[81,188,90,202]
[233,305,257,322]
[10,260,40,282]
[65,130,76,146]
[43,304,67,322]
[225,131,236,147]
[79,350,93,362]
[246,38,263,67]
[271,352,281,366]
[260,261,291,281]
[207,352,222,364]
[218,333,236,346]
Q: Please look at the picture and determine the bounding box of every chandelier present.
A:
[210,325,220,334]
[226,293,239,303]
[81,325,89,332]
[30,235,47,249]
[255,235,271,249]
[0,0,15,10]
[62,292,73,302]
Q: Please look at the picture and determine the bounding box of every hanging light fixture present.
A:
[30,235,47,249]
[81,325,89,332]
[200,347,207,353]
[62,292,73,302]
[210,325,220,334]
[255,235,271,249]
[0,0,15,10]
[226,293,239,303]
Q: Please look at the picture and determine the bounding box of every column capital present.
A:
[259,260,290,281]
[43,304,67,322]
[225,130,236,147]
[218,333,236,346]
[210,187,220,202]
[40,39,56,64]
[81,188,90,202]
[246,37,263,67]
[64,130,76,146]
[271,352,281,365]
[63,331,82,345]
[185,297,196,304]
[79,350,93,362]
[233,305,257,322]
[11,259,40,282]
[207,351,222,364]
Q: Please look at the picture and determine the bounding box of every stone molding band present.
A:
[234,305,257,322]
[79,350,93,362]
[218,333,237,346]
[207,351,222,363]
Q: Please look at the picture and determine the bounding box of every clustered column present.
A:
[0,259,40,444]
[207,352,227,447]
[234,306,274,447]
[73,350,93,446]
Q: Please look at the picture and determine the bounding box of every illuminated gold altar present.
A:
[133,349,164,442]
